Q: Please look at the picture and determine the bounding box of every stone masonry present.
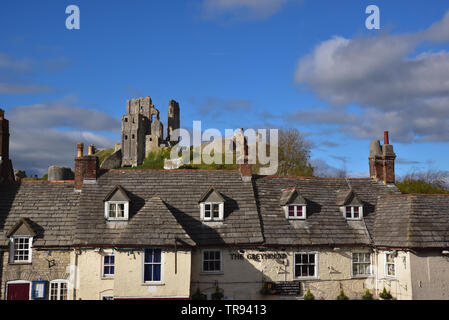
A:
[121,97,180,167]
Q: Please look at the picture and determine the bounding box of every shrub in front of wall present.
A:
[303,289,315,300]
[211,286,224,300]
[336,290,349,300]
[191,288,207,300]
[362,290,374,300]
[379,288,393,300]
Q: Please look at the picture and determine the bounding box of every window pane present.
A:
[213,204,220,218]
[297,206,303,216]
[145,249,153,263]
[288,206,295,217]
[117,204,125,217]
[153,265,161,281]
[144,264,153,281]
[153,249,161,263]
[309,254,315,264]
[346,206,352,218]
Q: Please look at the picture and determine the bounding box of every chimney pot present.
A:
[384,131,389,145]
[77,142,84,158]
[88,144,95,156]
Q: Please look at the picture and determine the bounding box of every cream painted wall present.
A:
[372,250,412,300]
[191,248,375,300]
[410,250,449,300]
[73,249,191,300]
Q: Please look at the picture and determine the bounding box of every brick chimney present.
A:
[236,129,252,182]
[369,131,396,184]
[0,109,15,183]
[74,142,99,190]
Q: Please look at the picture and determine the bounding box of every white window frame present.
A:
[343,206,363,220]
[200,202,224,221]
[142,248,164,285]
[105,201,129,221]
[201,249,223,274]
[284,204,307,220]
[101,252,115,278]
[293,252,318,279]
[49,279,69,300]
[351,252,372,277]
[385,252,396,278]
[6,280,32,300]
[9,236,33,264]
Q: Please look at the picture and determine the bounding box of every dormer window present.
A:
[201,202,224,221]
[345,206,363,220]
[337,189,364,220]
[106,202,128,220]
[10,236,33,263]
[285,204,306,220]
[6,218,36,264]
[199,187,225,222]
[104,185,130,221]
[280,187,307,220]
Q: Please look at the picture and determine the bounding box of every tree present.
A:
[396,170,449,194]
[276,128,314,177]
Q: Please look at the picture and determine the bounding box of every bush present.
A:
[211,286,224,300]
[379,288,393,300]
[191,288,207,300]
[362,289,373,300]
[303,289,315,300]
[336,290,349,300]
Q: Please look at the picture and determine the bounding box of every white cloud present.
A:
[6,97,120,175]
[294,11,449,143]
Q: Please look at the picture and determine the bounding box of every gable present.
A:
[279,188,306,206]
[104,185,130,202]
[6,218,36,237]
[198,187,224,203]
[336,189,362,206]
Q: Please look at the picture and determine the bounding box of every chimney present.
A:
[0,109,15,183]
[88,144,96,156]
[236,129,252,182]
[74,142,99,190]
[369,131,396,184]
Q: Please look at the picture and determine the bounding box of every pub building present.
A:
[1,109,449,300]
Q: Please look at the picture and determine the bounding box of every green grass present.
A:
[396,180,449,194]
[95,148,114,165]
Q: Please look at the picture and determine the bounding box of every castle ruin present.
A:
[121,97,180,167]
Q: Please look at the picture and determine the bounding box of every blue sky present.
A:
[1,0,449,176]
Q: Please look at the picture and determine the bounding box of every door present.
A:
[7,282,30,300]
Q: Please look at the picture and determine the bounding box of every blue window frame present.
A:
[103,254,115,277]
[31,280,46,299]
[144,249,162,282]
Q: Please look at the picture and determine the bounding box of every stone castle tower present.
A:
[121,97,180,167]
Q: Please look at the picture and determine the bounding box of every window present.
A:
[50,280,68,300]
[345,206,362,220]
[105,201,129,221]
[10,236,32,263]
[143,249,162,283]
[102,253,115,278]
[285,204,306,219]
[386,253,396,277]
[202,250,222,273]
[201,202,224,221]
[352,253,371,276]
[294,253,317,278]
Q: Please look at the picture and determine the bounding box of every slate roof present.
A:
[253,175,399,246]
[373,194,449,248]
[0,181,79,247]
[1,168,448,250]
[75,170,263,246]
